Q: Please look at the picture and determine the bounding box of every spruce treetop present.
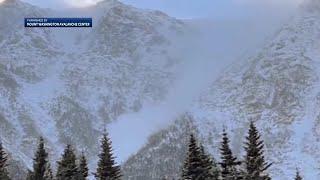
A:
[33,137,49,180]
[199,144,220,180]
[220,130,241,167]
[56,144,79,180]
[182,134,220,180]
[219,129,242,180]
[79,152,89,180]
[243,122,271,180]
[95,133,121,180]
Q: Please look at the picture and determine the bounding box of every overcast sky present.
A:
[20,0,305,19]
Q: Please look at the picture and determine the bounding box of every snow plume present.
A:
[107,16,285,162]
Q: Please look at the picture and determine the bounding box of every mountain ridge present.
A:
[0,0,185,179]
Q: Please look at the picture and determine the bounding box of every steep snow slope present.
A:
[123,2,320,180]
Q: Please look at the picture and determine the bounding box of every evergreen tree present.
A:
[95,133,121,180]
[26,170,34,180]
[78,152,89,180]
[32,137,49,180]
[219,130,242,180]
[182,134,219,180]
[181,134,203,180]
[56,145,78,180]
[199,144,220,180]
[0,141,11,180]
[294,169,302,180]
[243,122,272,180]
[44,163,54,180]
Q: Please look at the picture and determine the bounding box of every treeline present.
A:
[0,122,304,180]
[0,133,121,180]
[180,122,303,180]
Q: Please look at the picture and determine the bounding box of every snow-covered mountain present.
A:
[122,1,320,180]
[1,0,319,179]
[0,0,184,178]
